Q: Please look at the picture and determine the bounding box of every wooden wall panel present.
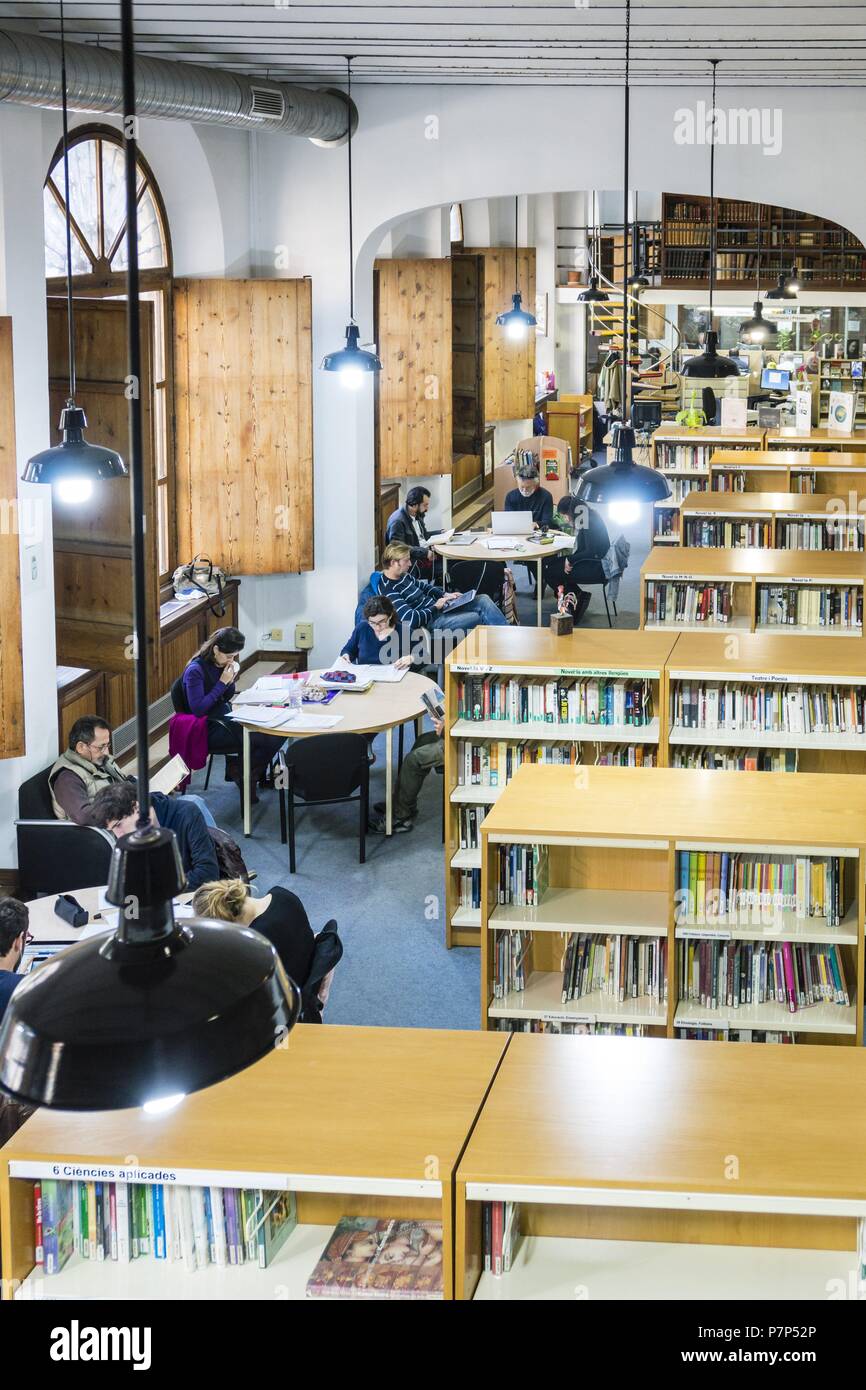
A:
[0,319,24,759]
[173,278,314,575]
[466,247,536,422]
[375,258,453,479]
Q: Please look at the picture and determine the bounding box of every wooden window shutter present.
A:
[173,278,314,574]
[465,247,536,422]
[375,258,453,478]
[0,319,25,758]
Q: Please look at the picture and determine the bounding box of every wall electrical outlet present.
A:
[295,622,314,650]
[270,628,283,643]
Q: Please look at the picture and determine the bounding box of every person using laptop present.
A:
[504,458,554,530]
[376,542,507,641]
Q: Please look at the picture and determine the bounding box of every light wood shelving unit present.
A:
[477,763,866,1045]
[456,1032,866,1300]
[650,426,766,544]
[640,546,866,637]
[0,1026,507,1302]
[766,428,866,452]
[710,448,866,499]
[681,491,865,551]
[444,629,678,949]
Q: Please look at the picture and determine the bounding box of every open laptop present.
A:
[491,511,535,536]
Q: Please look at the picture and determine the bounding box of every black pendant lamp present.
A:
[321,57,381,386]
[683,61,740,380]
[765,203,797,300]
[740,205,777,344]
[496,196,536,338]
[784,264,802,295]
[577,0,670,524]
[0,0,301,1113]
[578,191,609,302]
[22,0,127,503]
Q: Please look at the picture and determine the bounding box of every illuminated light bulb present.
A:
[142,1093,186,1116]
[608,499,640,526]
[506,319,526,341]
[340,366,364,390]
[56,477,93,505]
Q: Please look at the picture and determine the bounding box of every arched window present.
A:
[43,126,175,583]
[450,203,464,247]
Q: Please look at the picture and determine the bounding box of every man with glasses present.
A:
[0,897,29,1024]
[49,715,129,825]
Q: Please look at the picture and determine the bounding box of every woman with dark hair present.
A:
[182,626,284,807]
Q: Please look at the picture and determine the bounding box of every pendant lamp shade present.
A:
[497,198,536,336]
[683,330,740,378]
[628,270,649,289]
[765,272,797,301]
[576,426,671,507]
[785,264,802,294]
[23,401,126,498]
[740,299,777,344]
[578,274,609,303]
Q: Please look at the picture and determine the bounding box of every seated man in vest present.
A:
[90,781,219,892]
[49,716,128,825]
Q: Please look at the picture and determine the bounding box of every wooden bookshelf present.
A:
[640,546,866,637]
[766,428,866,452]
[681,491,865,552]
[710,448,866,500]
[817,358,866,425]
[476,763,866,1048]
[665,630,866,775]
[456,1033,866,1300]
[0,1025,507,1301]
[650,427,766,544]
[443,628,678,949]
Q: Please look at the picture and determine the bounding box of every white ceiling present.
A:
[2,0,866,87]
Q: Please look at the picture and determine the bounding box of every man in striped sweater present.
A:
[376,543,507,647]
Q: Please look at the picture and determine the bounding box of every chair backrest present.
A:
[170,675,191,714]
[18,765,55,820]
[282,734,369,802]
[15,821,115,901]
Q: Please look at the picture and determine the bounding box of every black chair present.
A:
[565,556,621,627]
[170,675,214,790]
[300,919,343,1023]
[16,765,115,899]
[277,734,370,872]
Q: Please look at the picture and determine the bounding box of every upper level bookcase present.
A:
[661,195,866,288]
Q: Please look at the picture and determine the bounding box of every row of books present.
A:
[645,581,735,625]
[33,1180,297,1274]
[655,443,713,471]
[671,681,866,736]
[757,584,863,630]
[492,1019,647,1036]
[678,939,850,1013]
[664,477,709,504]
[712,471,748,494]
[454,740,656,793]
[560,932,668,1005]
[458,805,482,849]
[458,868,481,910]
[684,519,772,549]
[455,676,654,727]
[777,520,864,552]
[492,929,530,995]
[495,844,549,907]
[676,851,844,926]
[671,746,798,772]
[676,1028,795,1043]
[482,1203,520,1276]
[654,513,681,541]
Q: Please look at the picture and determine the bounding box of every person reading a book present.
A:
[0,897,28,1024]
[91,781,220,891]
[49,716,129,824]
[339,597,415,668]
[369,707,445,835]
[376,543,507,648]
[182,626,285,809]
[191,879,317,1002]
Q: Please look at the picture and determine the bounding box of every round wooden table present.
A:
[237,670,438,837]
[27,886,193,943]
[430,530,572,626]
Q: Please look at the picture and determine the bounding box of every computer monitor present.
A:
[761,367,790,391]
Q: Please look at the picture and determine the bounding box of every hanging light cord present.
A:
[708,58,719,318]
[514,196,519,296]
[621,0,630,408]
[346,55,355,324]
[59,0,76,401]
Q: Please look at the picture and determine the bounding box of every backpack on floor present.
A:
[207,825,251,883]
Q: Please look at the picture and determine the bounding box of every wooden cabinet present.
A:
[0,319,24,759]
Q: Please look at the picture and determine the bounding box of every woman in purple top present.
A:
[182,626,285,808]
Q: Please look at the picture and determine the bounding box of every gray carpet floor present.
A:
[193,507,651,1032]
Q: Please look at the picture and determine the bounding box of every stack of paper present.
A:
[325,662,408,684]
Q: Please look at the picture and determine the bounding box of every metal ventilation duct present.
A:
[0,29,350,143]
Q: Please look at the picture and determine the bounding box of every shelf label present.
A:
[452,664,493,674]
[675,927,733,941]
[526,1011,596,1025]
[680,1020,730,1032]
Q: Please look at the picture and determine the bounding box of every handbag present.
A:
[173,554,228,616]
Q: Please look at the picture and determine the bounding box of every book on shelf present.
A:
[757,583,863,630]
[595,744,656,767]
[675,850,843,928]
[457,739,581,788]
[645,580,734,625]
[32,1180,297,1274]
[777,518,864,552]
[559,933,668,1005]
[496,844,550,907]
[678,938,850,1014]
[672,681,866,737]
[712,470,748,494]
[483,1202,521,1276]
[459,805,481,849]
[492,929,531,997]
[655,443,712,472]
[684,518,771,548]
[676,1027,796,1043]
[455,675,654,727]
[492,1019,647,1036]
[671,746,798,772]
[664,476,709,505]
[305,1218,443,1300]
[459,868,481,909]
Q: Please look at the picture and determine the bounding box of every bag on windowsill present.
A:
[173,553,228,616]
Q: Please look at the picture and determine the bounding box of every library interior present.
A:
[5,0,866,1313]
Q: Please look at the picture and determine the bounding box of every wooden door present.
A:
[173,278,314,574]
[375,258,453,478]
[466,246,536,422]
[48,298,159,675]
[0,319,25,758]
[450,254,485,510]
